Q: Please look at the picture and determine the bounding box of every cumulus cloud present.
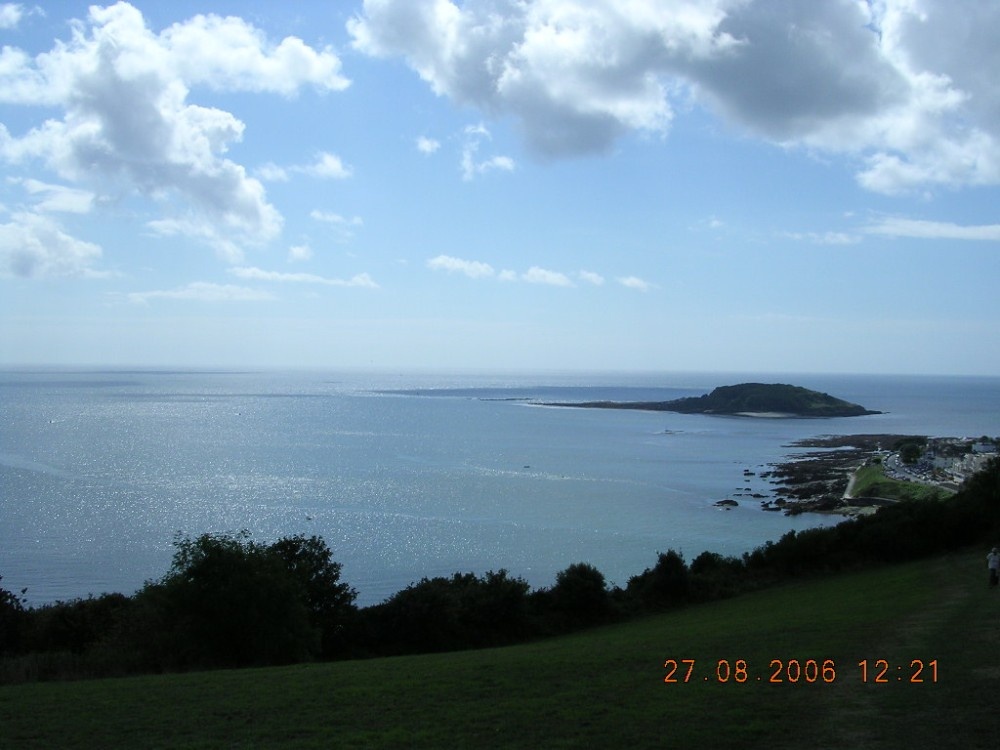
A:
[127,281,276,304]
[288,244,313,262]
[0,2,349,260]
[158,11,349,95]
[349,0,733,156]
[0,211,104,278]
[349,0,1000,192]
[0,3,22,29]
[229,266,379,288]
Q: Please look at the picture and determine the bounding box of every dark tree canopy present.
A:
[131,531,355,670]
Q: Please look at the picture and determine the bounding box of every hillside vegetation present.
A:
[1,549,995,749]
[852,463,949,502]
[554,382,881,417]
[1,459,998,685]
[662,383,880,416]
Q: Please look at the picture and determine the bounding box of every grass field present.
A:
[852,463,950,502]
[1,548,997,749]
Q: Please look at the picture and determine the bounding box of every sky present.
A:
[1,0,998,376]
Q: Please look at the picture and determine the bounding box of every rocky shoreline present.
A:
[762,434,915,516]
[713,433,996,516]
[712,433,976,517]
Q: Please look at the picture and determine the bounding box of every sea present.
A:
[1,369,998,607]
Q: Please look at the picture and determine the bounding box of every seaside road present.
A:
[843,467,859,500]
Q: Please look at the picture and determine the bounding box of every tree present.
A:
[626,550,690,610]
[0,575,28,655]
[268,534,357,657]
[550,562,611,625]
[366,569,532,654]
[131,532,323,670]
[26,593,131,655]
[900,442,923,464]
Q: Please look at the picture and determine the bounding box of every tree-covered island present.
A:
[549,382,881,418]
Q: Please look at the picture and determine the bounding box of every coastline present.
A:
[763,433,992,517]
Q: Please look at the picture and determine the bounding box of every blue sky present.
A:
[1,1,998,375]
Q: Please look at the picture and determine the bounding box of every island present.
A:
[546,382,881,418]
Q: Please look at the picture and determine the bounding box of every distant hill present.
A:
[554,382,881,418]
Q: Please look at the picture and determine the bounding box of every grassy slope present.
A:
[1,549,997,749]
[853,463,949,502]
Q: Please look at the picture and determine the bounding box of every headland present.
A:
[546,382,881,418]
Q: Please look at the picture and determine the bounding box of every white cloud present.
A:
[147,217,245,264]
[297,152,353,179]
[460,123,515,180]
[0,2,351,260]
[349,0,731,156]
[16,178,95,214]
[159,11,349,95]
[309,210,363,241]
[417,136,441,154]
[0,211,103,278]
[256,162,290,182]
[479,155,515,174]
[427,254,495,279]
[229,266,379,288]
[288,244,313,262]
[257,153,352,184]
[427,255,643,290]
[0,3,22,29]
[127,281,276,304]
[522,266,573,287]
[350,0,1000,192]
[782,231,861,246]
[864,217,1000,241]
[465,123,490,138]
[310,210,363,226]
[617,275,653,292]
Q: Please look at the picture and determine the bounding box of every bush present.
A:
[688,551,747,600]
[363,569,532,654]
[7,458,1000,681]
[23,593,131,655]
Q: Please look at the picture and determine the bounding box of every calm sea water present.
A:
[1,369,998,606]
